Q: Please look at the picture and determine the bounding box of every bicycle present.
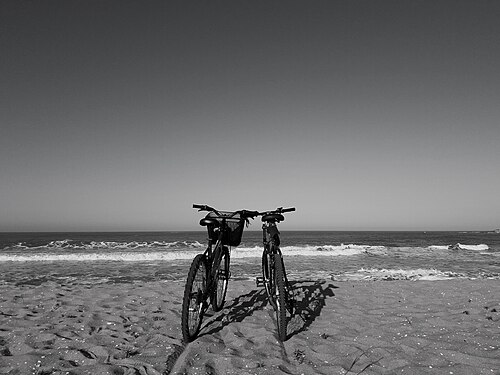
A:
[255,207,295,341]
[181,204,255,342]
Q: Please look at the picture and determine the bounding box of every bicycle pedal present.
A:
[255,276,264,287]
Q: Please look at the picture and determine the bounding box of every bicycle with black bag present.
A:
[181,204,255,342]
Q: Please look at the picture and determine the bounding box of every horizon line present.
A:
[1,229,499,234]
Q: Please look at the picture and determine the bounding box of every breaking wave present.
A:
[0,243,382,262]
[428,243,489,251]
[0,251,201,262]
[0,239,494,262]
[3,239,205,251]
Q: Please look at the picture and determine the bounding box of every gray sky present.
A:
[1,0,499,231]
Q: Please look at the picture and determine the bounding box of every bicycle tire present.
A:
[211,246,230,311]
[181,254,207,342]
[262,248,276,310]
[274,253,288,341]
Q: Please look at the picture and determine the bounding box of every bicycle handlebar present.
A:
[192,204,260,219]
[193,204,295,218]
[254,207,296,216]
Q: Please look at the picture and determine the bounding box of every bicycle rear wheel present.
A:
[181,254,207,342]
[274,253,288,341]
[211,246,230,311]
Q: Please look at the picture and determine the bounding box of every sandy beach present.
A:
[1,272,499,375]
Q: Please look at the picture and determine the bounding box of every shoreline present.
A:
[1,278,499,374]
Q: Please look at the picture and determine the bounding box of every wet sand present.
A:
[1,272,499,374]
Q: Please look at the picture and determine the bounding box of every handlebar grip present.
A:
[193,204,218,213]
[282,207,296,213]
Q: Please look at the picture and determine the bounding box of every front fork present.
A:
[257,240,294,314]
[256,244,273,287]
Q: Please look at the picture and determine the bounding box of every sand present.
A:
[1,276,499,374]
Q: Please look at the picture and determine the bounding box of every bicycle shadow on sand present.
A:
[199,280,338,340]
[198,285,268,338]
[287,280,338,339]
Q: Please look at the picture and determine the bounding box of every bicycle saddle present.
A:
[199,218,220,227]
[261,213,284,223]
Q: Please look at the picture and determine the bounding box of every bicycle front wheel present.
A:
[262,248,276,310]
[274,253,288,341]
[181,254,207,342]
[211,246,230,312]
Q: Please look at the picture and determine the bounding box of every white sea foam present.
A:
[0,243,378,262]
[332,268,465,281]
[4,240,205,251]
[427,245,450,250]
[0,251,200,262]
[455,243,489,251]
[234,244,381,258]
[428,243,489,251]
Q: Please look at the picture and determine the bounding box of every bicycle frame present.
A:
[261,221,291,295]
[202,218,228,293]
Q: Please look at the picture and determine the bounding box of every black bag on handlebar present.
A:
[205,211,245,247]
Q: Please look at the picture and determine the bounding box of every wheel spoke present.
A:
[181,255,207,342]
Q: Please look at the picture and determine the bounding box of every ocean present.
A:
[1,231,499,285]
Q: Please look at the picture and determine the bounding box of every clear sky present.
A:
[1,0,499,232]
